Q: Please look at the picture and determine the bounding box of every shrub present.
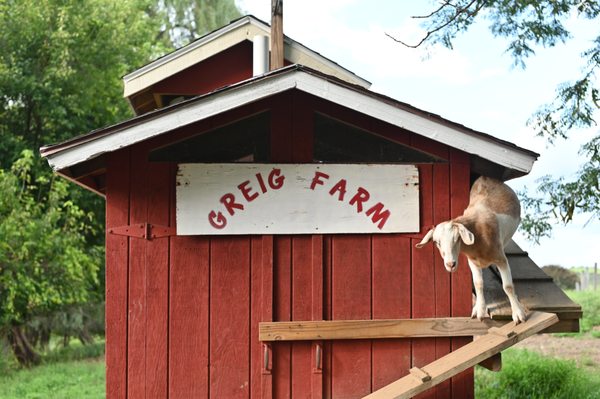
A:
[542,265,579,290]
[476,349,600,399]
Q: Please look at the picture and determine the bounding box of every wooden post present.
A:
[270,0,284,70]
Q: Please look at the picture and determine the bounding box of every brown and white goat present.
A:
[416,176,528,324]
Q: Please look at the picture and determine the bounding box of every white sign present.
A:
[176,164,419,235]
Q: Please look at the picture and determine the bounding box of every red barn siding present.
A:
[153,42,253,97]
[104,93,474,399]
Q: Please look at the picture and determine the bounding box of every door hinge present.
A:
[108,223,176,240]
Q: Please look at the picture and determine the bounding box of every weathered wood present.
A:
[449,149,473,398]
[105,149,130,399]
[259,318,506,341]
[127,146,148,399]
[210,238,251,398]
[433,161,452,398]
[478,353,502,372]
[331,236,372,398]
[409,367,431,383]
[144,160,170,398]
[363,312,559,399]
[411,163,436,399]
[372,235,411,391]
[270,0,284,70]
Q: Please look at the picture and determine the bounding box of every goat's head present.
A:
[415,222,475,272]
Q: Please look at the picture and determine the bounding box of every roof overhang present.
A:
[123,15,371,98]
[42,65,538,182]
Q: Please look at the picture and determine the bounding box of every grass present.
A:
[0,338,105,399]
[564,290,600,337]
[0,359,105,399]
[476,348,600,399]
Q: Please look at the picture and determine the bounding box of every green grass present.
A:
[476,348,600,399]
[0,359,105,399]
[565,290,600,337]
[0,338,105,399]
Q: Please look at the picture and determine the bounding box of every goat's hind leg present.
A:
[496,257,527,324]
[468,259,488,320]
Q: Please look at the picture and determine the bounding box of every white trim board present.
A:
[44,69,537,174]
[123,16,371,98]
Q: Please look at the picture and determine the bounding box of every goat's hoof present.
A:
[512,308,527,324]
[471,305,488,321]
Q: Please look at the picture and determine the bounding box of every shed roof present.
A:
[41,65,538,189]
[123,15,371,99]
[489,240,582,332]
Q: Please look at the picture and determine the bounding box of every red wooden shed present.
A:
[41,15,580,399]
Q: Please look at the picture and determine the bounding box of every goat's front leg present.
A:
[496,257,527,324]
[468,259,487,320]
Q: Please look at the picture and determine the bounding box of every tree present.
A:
[388,1,600,241]
[0,151,102,366]
[542,265,580,290]
[0,0,164,365]
[157,0,241,48]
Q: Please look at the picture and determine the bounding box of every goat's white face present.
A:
[415,222,474,272]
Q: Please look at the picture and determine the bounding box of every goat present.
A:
[415,176,528,324]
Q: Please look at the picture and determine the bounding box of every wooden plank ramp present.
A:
[362,311,558,399]
[259,318,505,341]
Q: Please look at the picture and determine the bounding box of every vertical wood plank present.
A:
[261,235,274,399]
[250,236,262,399]
[372,235,411,391]
[411,164,436,399]
[323,236,333,399]
[210,237,251,398]
[311,235,324,399]
[450,149,474,399]
[145,161,170,398]
[169,235,209,397]
[105,149,130,399]
[127,147,147,399]
[291,236,313,399]
[273,236,292,399]
[331,235,372,398]
[433,162,452,399]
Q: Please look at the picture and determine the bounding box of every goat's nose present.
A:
[445,261,457,270]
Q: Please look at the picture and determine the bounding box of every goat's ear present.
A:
[415,229,434,248]
[456,224,475,245]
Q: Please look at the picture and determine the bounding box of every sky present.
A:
[236,0,600,268]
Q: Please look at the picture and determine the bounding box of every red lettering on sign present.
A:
[220,193,244,216]
[310,171,330,190]
[256,173,268,193]
[366,202,391,230]
[349,187,370,213]
[238,180,259,202]
[268,168,285,189]
[329,179,347,201]
[208,210,227,229]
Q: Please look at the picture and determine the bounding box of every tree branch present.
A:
[386,0,484,48]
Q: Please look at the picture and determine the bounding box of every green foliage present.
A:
[401,1,600,240]
[42,338,105,364]
[158,0,241,48]
[565,290,600,336]
[542,265,580,290]
[476,348,600,399]
[0,0,166,167]
[0,151,101,328]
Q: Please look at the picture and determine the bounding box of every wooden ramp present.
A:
[363,311,558,399]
